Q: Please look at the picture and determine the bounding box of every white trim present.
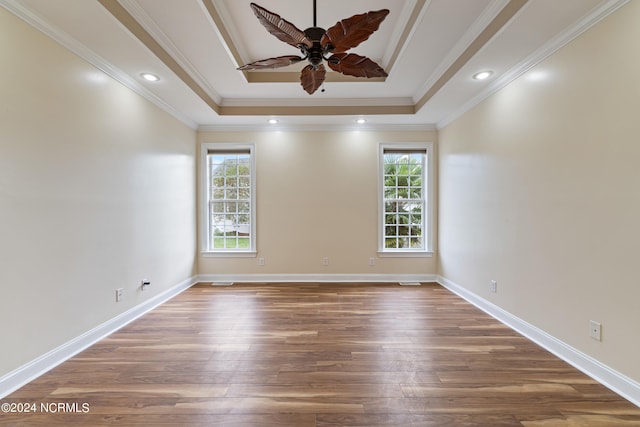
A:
[201,251,257,258]
[437,0,630,129]
[0,276,197,399]
[118,0,222,105]
[377,251,433,258]
[0,0,198,130]
[378,142,435,254]
[414,0,510,104]
[437,275,640,408]
[198,123,438,133]
[200,142,257,254]
[198,273,437,284]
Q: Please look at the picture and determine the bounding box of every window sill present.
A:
[201,251,257,258]
[377,251,433,258]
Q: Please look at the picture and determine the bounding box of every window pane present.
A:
[384,188,396,199]
[226,188,237,199]
[239,176,250,187]
[211,155,225,165]
[212,188,224,199]
[213,237,225,249]
[212,202,224,213]
[238,202,250,214]
[225,177,237,188]
[383,201,394,213]
[213,176,224,187]
[394,201,412,213]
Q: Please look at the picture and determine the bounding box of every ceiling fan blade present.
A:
[327,53,388,78]
[249,3,312,49]
[321,9,389,53]
[300,64,326,95]
[237,55,303,70]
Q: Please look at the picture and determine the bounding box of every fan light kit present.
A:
[140,73,159,82]
[238,1,389,95]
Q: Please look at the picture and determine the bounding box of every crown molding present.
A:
[437,0,631,129]
[220,97,414,108]
[0,0,199,130]
[198,122,437,133]
[415,0,528,112]
[414,0,511,104]
[118,0,222,105]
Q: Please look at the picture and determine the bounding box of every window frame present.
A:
[200,142,257,257]
[378,142,434,257]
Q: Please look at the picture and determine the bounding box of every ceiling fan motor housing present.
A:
[302,27,334,68]
[304,26,325,41]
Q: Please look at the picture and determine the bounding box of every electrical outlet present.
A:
[490,280,497,293]
[258,257,265,266]
[115,288,123,302]
[590,320,602,341]
[322,257,329,266]
[369,257,376,266]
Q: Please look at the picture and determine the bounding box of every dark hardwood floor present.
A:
[2,282,640,426]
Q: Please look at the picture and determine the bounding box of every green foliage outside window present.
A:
[209,153,251,250]
[383,153,424,249]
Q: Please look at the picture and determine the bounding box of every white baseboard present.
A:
[437,275,640,408]
[13,274,632,407]
[0,276,197,399]
[198,273,437,284]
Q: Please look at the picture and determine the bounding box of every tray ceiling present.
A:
[1,0,627,129]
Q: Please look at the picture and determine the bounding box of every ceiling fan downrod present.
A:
[299,0,336,68]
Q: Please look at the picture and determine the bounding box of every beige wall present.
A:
[0,8,197,377]
[197,130,437,278]
[439,1,640,382]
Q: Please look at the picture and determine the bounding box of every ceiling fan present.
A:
[237,1,390,94]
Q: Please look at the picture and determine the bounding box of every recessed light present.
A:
[356,118,367,124]
[268,119,279,124]
[473,71,493,81]
[140,73,159,82]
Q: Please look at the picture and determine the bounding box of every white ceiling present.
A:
[1,0,627,130]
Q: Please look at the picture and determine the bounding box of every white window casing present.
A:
[378,142,433,257]
[200,142,256,257]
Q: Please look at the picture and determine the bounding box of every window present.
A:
[201,143,256,255]
[379,143,433,256]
